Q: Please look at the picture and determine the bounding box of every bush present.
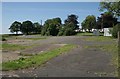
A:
[2,38,7,41]
[112,23,120,38]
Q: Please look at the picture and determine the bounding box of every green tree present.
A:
[101,12,117,28]
[96,12,117,29]
[33,22,42,34]
[99,1,120,17]
[81,20,87,32]
[81,15,96,32]
[96,17,102,29]
[9,21,21,34]
[64,14,79,29]
[58,14,79,36]
[20,20,33,35]
[41,17,62,36]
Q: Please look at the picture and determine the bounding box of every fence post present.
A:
[118,31,120,78]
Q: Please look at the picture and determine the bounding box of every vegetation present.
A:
[2,44,75,70]
[20,20,34,35]
[24,37,46,40]
[2,43,28,51]
[84,36,114,42]
[81,15,96,32]
[112,23,120,38]
[9,21,21,35]
[41,17,61,36]
[59,14,79,36]
[99,1,120,17]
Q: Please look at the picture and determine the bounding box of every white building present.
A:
[104,28,112,36]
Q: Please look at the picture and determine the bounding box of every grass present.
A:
[24,37,46,40]
[76,32,93,36]
[76,32,104,36]
[2,44,75,71]
[84,36,114,42]
[2,43,29,51]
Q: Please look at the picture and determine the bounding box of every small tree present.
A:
[33,22,42,34]
[9,21,21,34]
[20,20,33,35]
[81,15,96,32]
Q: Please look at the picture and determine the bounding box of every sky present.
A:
[1,2,102,34]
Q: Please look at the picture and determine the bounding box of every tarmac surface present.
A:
[2,36,117,77]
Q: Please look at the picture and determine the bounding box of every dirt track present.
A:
[2,36,117,77]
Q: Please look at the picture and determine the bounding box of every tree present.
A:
[96,17,102,29]
[64,14,79,29]
[99,1,120,17]
[41,17,62,36]
[9,21,21,34]
[33,22,42,34]
[101,12,117,28]
[81,20,87,31]
[58,14,79,36]
[20,20,33,35]
[81,15,96,32]
[96,12,117,29]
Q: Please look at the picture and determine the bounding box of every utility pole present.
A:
[40,20,42,26]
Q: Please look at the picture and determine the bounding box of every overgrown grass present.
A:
[84,36,114,42]
[2,44,75,70]
[2,43,28,51]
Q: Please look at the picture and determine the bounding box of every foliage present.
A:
[41,17,61,36]
[81,15,96,32]
[96,12,118,29]
[99,1,120,17]
[64,14,79,29]
[9,21,21,34]
[112,23,120,38]
[33,22,42,34]
[58,14,79,36]
[20,20,34,35]
[2,44,75,70]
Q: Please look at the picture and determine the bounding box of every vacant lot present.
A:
[1,35,118,77]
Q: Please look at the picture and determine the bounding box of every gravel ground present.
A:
[2,36,117,77]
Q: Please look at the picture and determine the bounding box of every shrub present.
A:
[2,38,7,41]
[112,23,120,38]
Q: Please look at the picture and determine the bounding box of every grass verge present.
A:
[2,43,29,51]
[84,36,114,42]
[24,37,46,40]
[2,44,75,71]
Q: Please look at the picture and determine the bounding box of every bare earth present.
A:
[2,36,117,77]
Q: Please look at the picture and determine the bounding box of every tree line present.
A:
[9,2,120,37]
[81,1,120,38]
[9,14,79,36]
